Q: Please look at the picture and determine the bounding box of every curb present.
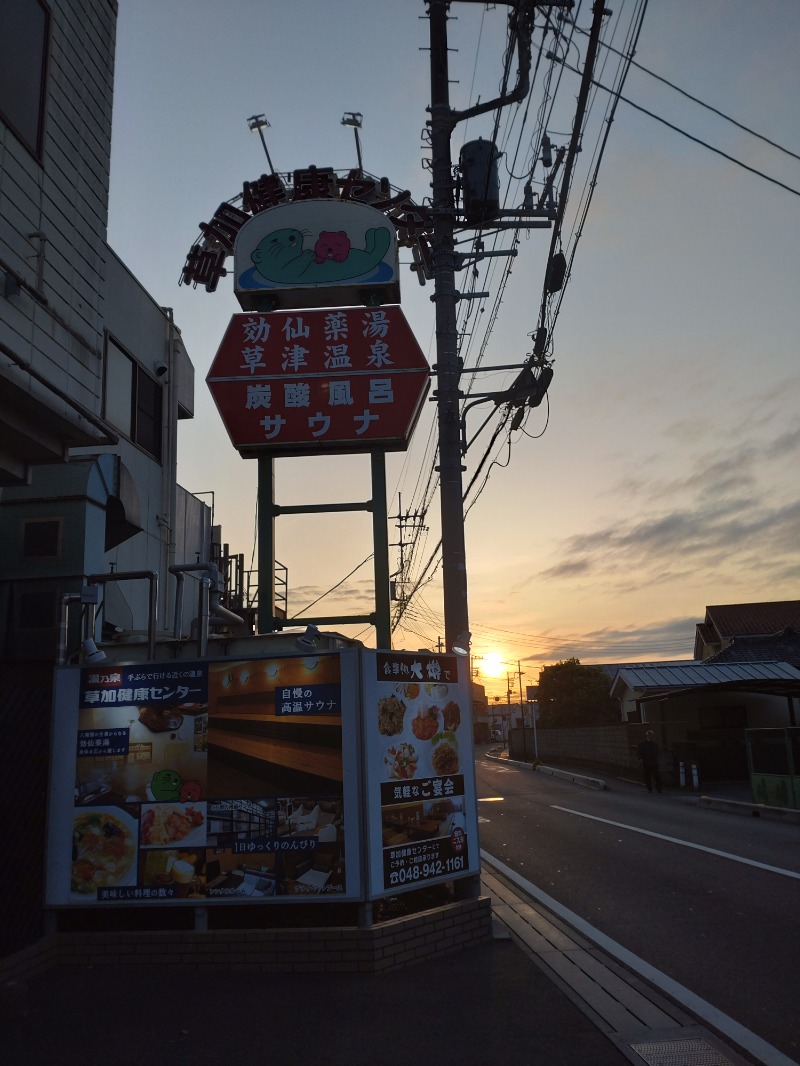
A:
[486,752,607,791]
[534,764,608,790]
[697,795,800,824]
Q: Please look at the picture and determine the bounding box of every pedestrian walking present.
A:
[637,730,663,793]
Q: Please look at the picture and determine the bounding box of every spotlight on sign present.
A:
[295,625,321,652]
[452,631,472,656]
[81,638,106,665]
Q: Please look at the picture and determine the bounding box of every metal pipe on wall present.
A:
[169,562,244,652]
[87,571,159,661]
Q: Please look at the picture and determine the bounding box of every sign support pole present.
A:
[371,450,391,649]
[257,454,276,633]
[255,451,392,642]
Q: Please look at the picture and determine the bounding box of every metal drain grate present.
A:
[630,1037,736,1065]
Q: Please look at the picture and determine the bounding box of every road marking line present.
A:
[482,760,518,773]
[481,850,798,1066]
[551,806,800,881]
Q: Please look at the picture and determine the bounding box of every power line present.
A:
[611,84,800,197]
[549,0,650,333]
[577,23,800,163]
[553,56,800,198]
[294,553,374,616]
[405,5,798,604]
[401,0,800,652]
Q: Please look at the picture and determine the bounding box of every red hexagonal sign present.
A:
[206,307,430,458]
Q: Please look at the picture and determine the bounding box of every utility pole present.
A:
[428,0,467,655]
[426,0,573,651]
[389,494,427,607]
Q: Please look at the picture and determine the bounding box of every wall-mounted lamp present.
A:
[452,631,471,656]
[296,625,321,651]
[81,638,107,665]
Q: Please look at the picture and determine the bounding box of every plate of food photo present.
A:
[384,741,420,781]
[430,731,460,777]
[71,806,137,897]
[394,681,421,701]
[410,704,440,742]
[140,802,207,848]
[440,699,461,732]
[378,693,407,736]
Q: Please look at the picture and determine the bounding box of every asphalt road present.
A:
[475,751,800,1063]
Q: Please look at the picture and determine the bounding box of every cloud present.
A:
[290,577,376,614]
[508,615,698,667]
[538,557,593,580]
[535,405,799,593]
[538,496,799,591]
[764,424,800,461]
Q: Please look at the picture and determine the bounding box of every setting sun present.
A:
[477,652,504,678]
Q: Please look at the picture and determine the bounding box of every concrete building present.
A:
[0,0,234,956]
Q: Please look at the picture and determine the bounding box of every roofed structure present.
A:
[706,627,800,668]
[610,660,800,701]
[596,661,693,683]
[693,601,800,660]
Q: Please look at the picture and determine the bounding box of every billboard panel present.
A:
[362,650,480,898]
[233,199,400,311]
[206,306,430,457]
[46,651,361,905]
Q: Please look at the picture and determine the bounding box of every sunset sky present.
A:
[106,1,800,701]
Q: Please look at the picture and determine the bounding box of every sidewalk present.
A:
[4,861,759,1066]
[3,757,784,1066]
[3,907,633,1066]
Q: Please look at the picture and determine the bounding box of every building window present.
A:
[22,517,61,559]
[0,0,50,158]
[105,336,163,461]
[135,370,163,459]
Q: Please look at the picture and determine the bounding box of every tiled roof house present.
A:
[693,601,800,660]
[706,627,800,668]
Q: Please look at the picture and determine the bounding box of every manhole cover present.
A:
[630,1037,736,1065]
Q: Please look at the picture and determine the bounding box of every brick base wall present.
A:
[0,897,492,983]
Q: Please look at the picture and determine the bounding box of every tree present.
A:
[537,658,618,728]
